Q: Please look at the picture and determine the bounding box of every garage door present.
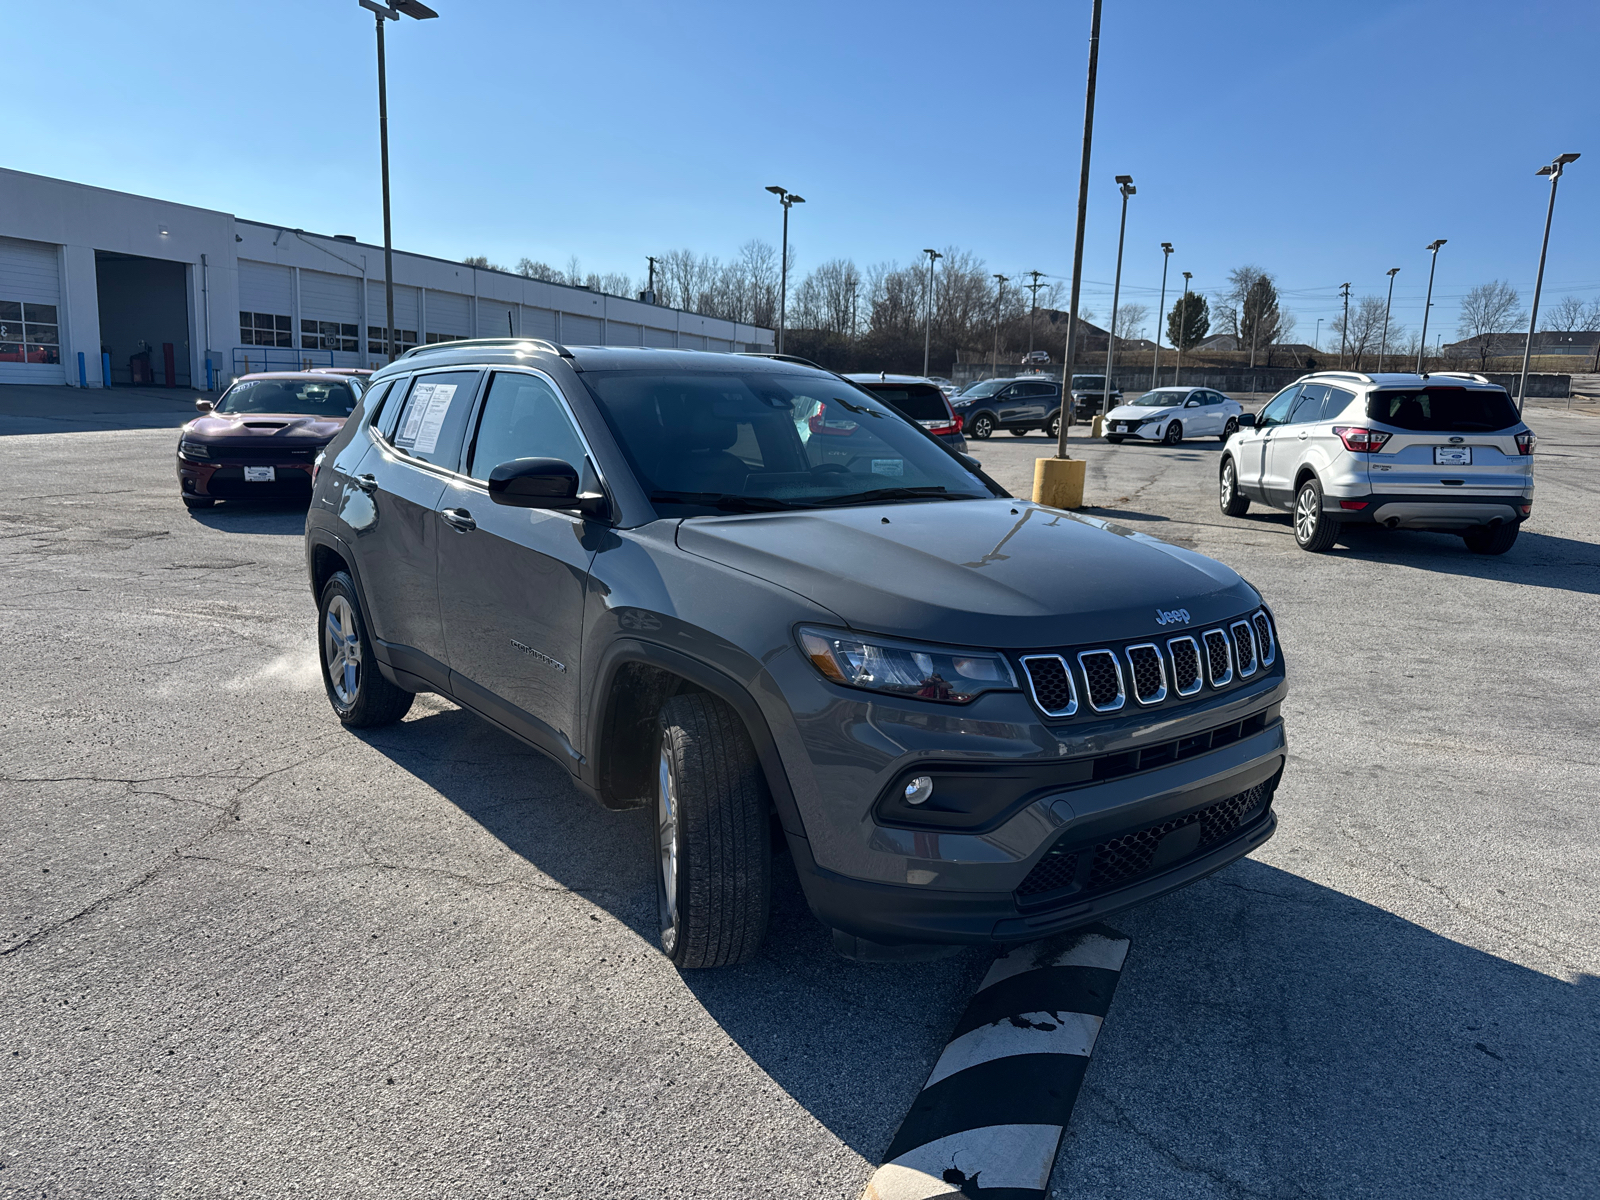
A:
[643,326,677,349]
[366,280,420,358]
[299,269,361,362]
[0,235,65,384]
[563,314,602,344]
[522,306,558,340]
[606,321,641,347]
[424,289,471,342]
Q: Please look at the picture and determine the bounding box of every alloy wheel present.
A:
[323,594,361,706]
[1221,461,1236,507]
[1295,486,1318,542]
[657,744,680,952]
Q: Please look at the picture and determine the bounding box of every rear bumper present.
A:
[1326,490,1531,529]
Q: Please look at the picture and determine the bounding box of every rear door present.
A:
[1262,384,1329,503]
[1365,385,1530,496]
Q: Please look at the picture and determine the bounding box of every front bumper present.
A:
[1105,418,1165,439]
[178,455,316,499]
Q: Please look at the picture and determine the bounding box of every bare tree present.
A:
[1115,303,1150,342]
[462,255,508,272]
[516,257,561,281]
[1457,280,1526,369]
[1331,296,1388,369]
[1221,265,1266,341]
[1543,295,1590,332]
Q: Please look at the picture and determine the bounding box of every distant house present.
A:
[1194,334,1239,352]
[1444,331,1600,358]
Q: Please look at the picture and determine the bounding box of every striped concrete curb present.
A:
[862,925,1130,1200]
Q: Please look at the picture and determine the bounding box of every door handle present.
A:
[1297,432,1309,440]
[354,473,378,494]
[440,507,477,533]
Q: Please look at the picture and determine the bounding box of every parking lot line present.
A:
[863,926,1130,1200]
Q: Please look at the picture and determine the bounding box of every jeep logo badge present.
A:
[1155,607,1191,626]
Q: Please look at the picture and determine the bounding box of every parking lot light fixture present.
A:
[1102,177,1135,418]
[1380,267,1400,371]
[1053,0,1103,462]
[1417,239,1446,374]
[1518,154,1580,412]
[1339,283,1351,369]
[1175,271,1192,386]
[922,249,943,377]
[358,0,438,364]
[1151,242,1172,390]
[991,274,1008,379]
[766,187,804,354]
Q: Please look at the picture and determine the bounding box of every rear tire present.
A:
[1219,456,1250,517]
[654,693,771,969]
[1008,427,1030,436]
[1220,417,1239,441]
[1463,523,1520,555]
[1293,478,1338,552]
[317,571,413,727]
[1163,421,1183,445]
[969,413,995,440]
[1045,412,1062,440]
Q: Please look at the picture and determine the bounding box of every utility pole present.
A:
[1379,267,1400,371]
[643,255,659,304]
[1314,317,1322,353]
[1102,176,1135,418]
[1175,272,1192,386]
[849,280,859,344]
[1151,242,1172,390]
[1338,282,1352,369]
[1417,239,1446,374]
[1055,0,1102,459]
[921,248,943,377]
[991,274,1008,379]
[1023,270,1046,357]
[1518,152,1580,413]
[765,186,805,353]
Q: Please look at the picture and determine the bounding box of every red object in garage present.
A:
[163,343,176,387]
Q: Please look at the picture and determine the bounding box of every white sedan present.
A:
[1104,386,1244,444]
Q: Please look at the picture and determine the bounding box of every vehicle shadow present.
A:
[1327,524,1600,595]
[186,501,310,536]
[355,702,1599,1192]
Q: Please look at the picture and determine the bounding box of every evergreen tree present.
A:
[1166,293,1210,351]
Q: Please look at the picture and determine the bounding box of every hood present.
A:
[184,413,347,442]
[1106,405,1174,421]
[673,498,1258,649]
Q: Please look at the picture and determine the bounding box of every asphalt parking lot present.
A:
[3,385,1597,1198]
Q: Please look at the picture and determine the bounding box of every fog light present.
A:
[904,776,934,805]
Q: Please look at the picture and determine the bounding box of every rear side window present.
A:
[860,384,949,422]
[389,370,482,470]
[1322,387,1356,421]
[1288,385,1328,423]
[1368,386,1518,432]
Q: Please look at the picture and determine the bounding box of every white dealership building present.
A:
[0,167,773,390]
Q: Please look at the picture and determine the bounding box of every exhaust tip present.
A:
[1384,517,1400,529]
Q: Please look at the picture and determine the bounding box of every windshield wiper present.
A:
[809,486,977,507]
[649,491,809,513]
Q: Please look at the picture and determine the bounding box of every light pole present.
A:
[1338,282,1351,369]
[1379,267,1400,371]
[1101,176,1135,417]
[764,186,805,354]
[1314,317,1322,353]
[1517,152,1580,413]
[1417,239,1446,374]
[358,0,437,365]
[921,248,943,377]
[991,274,1008,379]
[1150,242,1172,390]
[1175,272,1192,386]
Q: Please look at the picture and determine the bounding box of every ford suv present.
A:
[1217,371,1534,554]
[305,340,1288,967]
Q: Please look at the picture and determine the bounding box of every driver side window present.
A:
[467,372,594,489]
[1258,385,1300,427]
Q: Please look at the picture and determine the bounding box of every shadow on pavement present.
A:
[1324,524,1600,594]
[356,701,1599,1192]
[0,383,213,436]
[186,501,311,536]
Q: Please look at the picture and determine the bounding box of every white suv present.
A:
[1218,371,1535,555]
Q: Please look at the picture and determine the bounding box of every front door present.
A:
[435,369,598,766]
[1236,385,1298,498]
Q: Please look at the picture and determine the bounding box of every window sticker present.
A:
[871,458,905,477]
[399,381,458,452]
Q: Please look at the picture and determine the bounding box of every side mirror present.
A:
[195,399,214,413]
[488,457,609,518]
[1185,398,1202,408]
[1237,413,1257,428]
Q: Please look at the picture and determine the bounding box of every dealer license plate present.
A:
[243,466,276,482]
[1433,446,1472,466]
[1117,423,1132,432]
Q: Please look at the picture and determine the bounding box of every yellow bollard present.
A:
[1033,456,1086,509]
[1091,415,1104,438]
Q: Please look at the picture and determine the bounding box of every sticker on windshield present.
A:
[400,382,458,453]
[871,458,904,477]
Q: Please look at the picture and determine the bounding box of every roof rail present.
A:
[395,337,575,362]
[1300,370,1375,384]
[1424,371,1491,384]
[735,351,827,370]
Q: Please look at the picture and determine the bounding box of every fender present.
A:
[584,637,809,840]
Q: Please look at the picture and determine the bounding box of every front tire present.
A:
[969,413,995,440]
[1219,456,1250,516]
[654,693,771,969]
[1463,523,1520,555]
[1163,420,1183,445]
[318,571,413,727]
[1106,435,1125,444]
[1293,478,1338,552]
[1045,412,1062,440]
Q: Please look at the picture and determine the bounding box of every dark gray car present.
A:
[305,340,1287,967]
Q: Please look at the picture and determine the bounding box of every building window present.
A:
[368,326,418,355]
[301,320,360,352]
[425,332,466,344]
[241,311,292,347]
[0,301,60,364]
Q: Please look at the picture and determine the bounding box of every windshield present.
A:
[858,383,950,422]
[955,379,1007,399]
[581,369,994,514]
[216,378,356,418]
[1368,386,1519,432]
[1128,390,1189,407]
[1071,376,1106,390]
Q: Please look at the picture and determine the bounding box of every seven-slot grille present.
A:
[1018,610,1275,720]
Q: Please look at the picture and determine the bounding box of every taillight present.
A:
[808,403,858,436]
[920,418,961,436]
[1332,426,1392,453]
[1515,432,1536,455]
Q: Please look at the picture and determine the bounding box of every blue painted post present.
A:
[102,351,112,388]
[205,355,213,391]
[78,351,87,387]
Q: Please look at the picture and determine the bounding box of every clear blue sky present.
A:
[17,0,1597,344]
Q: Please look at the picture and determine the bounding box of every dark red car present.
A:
[176,372,359,509]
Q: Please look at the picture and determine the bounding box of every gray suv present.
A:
[305,340,1288,967]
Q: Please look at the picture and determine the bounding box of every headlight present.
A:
[797,625,1017,704]
[179,438,210,459]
